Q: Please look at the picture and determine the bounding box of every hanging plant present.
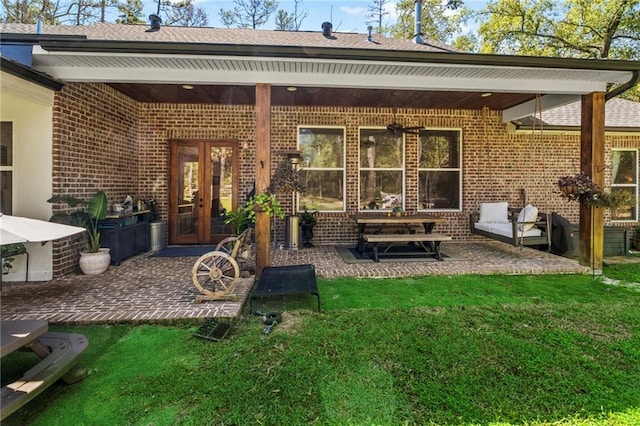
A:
[557,173,598,203]
[244,192,284,221]
[557,173,635,209]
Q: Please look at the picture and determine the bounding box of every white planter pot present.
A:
[79,248,111,275]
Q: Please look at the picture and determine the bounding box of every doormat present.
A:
[151,246,217,257]
[334,245,456,264]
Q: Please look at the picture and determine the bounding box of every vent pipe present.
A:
[147,14,162,32]
[413,0,424,44]
[366,25,373,42]
[36,16,43,34]
[321,21,332,37]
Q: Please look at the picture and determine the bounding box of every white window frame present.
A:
[417,128,463,213]
[296,125,346,213]
[611,148,638,223]
[357,127,406,212]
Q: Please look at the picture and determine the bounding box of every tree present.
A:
[274,9,293,30]
[365,0,391,35]
[164,0,207,26]
[290,0,307,31]
[218,0,278,29]
[116,0,144,24]
[476,0,640,99]
[389,0,468,44]
[1,0,43,23]
[477,0,640,60]
[149,0,208,27]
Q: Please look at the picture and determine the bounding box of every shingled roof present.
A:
[516,98,640,130]
[0,22,458,53]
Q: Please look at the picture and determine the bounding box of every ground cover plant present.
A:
[2,267,639,425]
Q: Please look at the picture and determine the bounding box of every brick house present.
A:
[1,22,639,280]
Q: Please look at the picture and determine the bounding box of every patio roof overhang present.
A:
[29,39,639,121]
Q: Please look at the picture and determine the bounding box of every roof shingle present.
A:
[0,22,458,53]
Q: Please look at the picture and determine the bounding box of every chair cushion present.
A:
[517,204,538,231]
[478,202,509,223]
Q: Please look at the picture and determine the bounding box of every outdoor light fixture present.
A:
[286,86,297,92]
[481,92,492,98]
[182,84,194,90]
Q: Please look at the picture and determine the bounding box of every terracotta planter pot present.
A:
[79,248,111,275]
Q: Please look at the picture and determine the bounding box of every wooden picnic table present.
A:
[1,320,88,420]
[349,213,447,254]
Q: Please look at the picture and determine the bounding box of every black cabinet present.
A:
[99,211,150,265]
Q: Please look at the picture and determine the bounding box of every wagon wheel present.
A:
[215,232,253,268]
[215,236,237,254]
[192,251,240,297]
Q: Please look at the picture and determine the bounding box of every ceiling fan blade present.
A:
[404,126,425,131]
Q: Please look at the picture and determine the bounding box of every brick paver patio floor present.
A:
[0,241,590,325]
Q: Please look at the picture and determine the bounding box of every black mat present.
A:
[335,245,453,264]
[151,246,217,257]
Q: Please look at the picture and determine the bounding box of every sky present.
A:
[164,0,489,33]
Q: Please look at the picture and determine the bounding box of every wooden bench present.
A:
[1,331,88,420]
[363,233,452,262]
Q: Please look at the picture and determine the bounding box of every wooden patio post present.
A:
[255,83,271,276]
[579,92,605,273]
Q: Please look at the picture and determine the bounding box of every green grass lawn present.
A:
[2,265,639,425]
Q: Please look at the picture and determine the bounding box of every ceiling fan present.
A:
[386,94,425,135]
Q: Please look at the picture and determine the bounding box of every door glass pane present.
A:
[177,145,199,236]
[1,122,13,214]
[210,146,233,236]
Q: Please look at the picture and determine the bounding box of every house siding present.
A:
[51,83,640,275]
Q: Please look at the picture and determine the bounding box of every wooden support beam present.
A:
[255,83,271,276]
[579,92,605,273]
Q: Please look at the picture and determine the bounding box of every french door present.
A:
[169,140,238,245]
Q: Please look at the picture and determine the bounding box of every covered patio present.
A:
[0,241,589,325]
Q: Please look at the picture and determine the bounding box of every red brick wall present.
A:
[51,83,640,274]
[52,83,139,276]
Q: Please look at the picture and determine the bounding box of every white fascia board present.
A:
[502,94,581,122]
[36,65,610,95]
[32,48,618,93]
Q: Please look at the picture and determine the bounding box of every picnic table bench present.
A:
[363,233,452,262]
[1,320,88,420]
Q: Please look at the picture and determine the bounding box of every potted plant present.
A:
[244,192,284,222]
[299,206,317,247]
[222,205,249,235]
[632,226,640,251]
[1,243,26,276]
[48,190,111,275]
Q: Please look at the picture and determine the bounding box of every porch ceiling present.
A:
[105,84,539,110]
[29,43,636,113]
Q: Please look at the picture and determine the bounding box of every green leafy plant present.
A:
[222,205,249,235]
[244,192,284,222]
[47,190,108,253]
[299,206,317,225]
[1,243,26,275]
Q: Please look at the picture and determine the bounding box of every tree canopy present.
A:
[219,0,278,29]
[390,0,468,44]
[477,0,640,59]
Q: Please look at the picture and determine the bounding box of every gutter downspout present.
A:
[413,0,424,45]
[605,70,639,101]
